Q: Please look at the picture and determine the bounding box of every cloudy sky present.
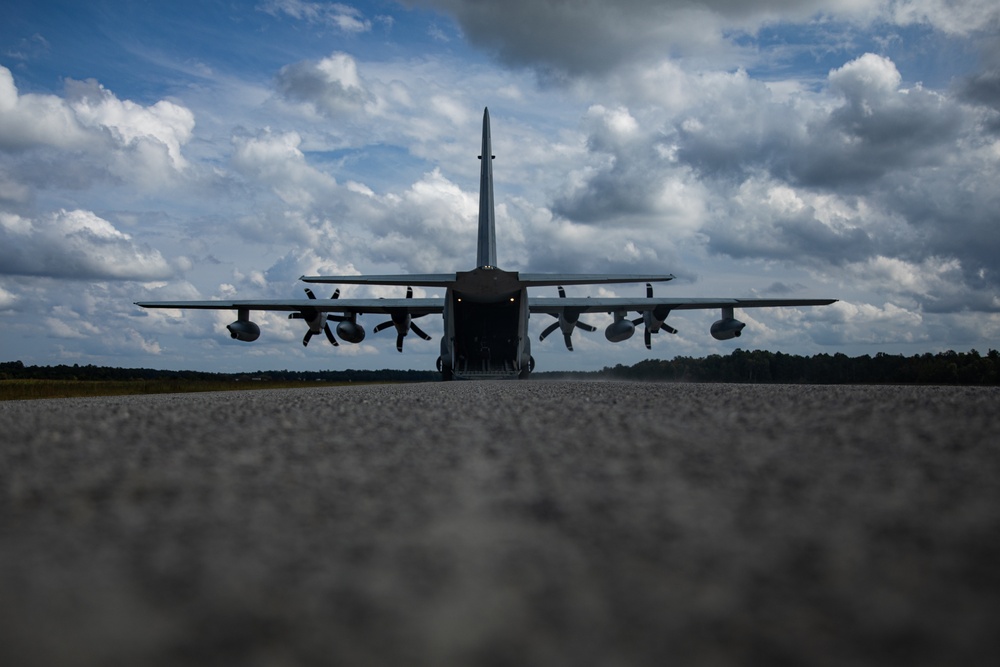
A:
[2,0,999,373]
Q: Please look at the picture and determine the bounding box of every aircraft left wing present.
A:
[135,296,445,348]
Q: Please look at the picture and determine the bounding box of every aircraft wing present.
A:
[528,297,837,314]
[135,298,445,316]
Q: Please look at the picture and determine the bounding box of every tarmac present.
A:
[2,381,1000,666]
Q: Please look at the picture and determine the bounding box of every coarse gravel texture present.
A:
[2,381,1000,666]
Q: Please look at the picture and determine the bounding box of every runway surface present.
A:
[2,381,1000,666]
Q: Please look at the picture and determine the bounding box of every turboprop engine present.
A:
[227,309,260,342]
[632,283,678,349]
[604,311,635,343]
[539,286,597,351]
[710,306,746,341]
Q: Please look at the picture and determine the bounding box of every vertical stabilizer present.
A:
[477,107,497,268]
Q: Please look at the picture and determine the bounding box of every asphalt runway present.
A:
[2,381,1000,666]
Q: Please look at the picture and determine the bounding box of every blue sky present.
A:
[2,0,999,373]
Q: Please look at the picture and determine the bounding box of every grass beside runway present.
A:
[0,379,361,401]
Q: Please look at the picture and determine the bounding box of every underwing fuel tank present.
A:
[336,320,366,344]
[605,317,635,343]
[710,306,746,340]
[227,320,260,342]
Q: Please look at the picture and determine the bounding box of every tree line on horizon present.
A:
[3,349,999,385]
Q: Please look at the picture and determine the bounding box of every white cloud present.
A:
[276,52,375,117]
[890,0,1000,35]
[258,0,373,32]
[0,284,17,310]
[0,66,92,151]
[0,209,173,280]
[65,78,195,170]
[0,66,196,192]
[230,129,339,208]
[811,299,927,345]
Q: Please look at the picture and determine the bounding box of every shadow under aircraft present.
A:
[137,108,836,380]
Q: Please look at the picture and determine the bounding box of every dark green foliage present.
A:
[537,348,1000,385]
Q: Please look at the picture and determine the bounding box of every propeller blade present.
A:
[539,321,560,341]
[646,283,653,299]
[576,321,597,333]
[290,312,304,319]
[302,330,314,347]
[558,286,566,299]
[324,323,339,346]
[406,286,413,299]
[373,320,394,333]
[411,323,432,341]
[663,324,678,335]
[331,288,340,299]
[563,333,574,351]
[305,288,317,300]
[632,316,644,326]
[396,332,405,352]
[644,327,651,350]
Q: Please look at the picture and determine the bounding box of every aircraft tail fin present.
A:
[477,107,497,268]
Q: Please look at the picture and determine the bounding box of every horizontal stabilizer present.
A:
[300,273,457,287]
[518,273,675,287]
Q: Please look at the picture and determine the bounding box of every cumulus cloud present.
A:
[276,52,375,117]
[811,299,927,346]
[362,168,479,272]
[0,209,173,280]
[64,78,195,170]
[0,66,194,164]
[0,66,91,151]
[230,129,339,208]
[0,66,196,192]
[545,50,999,316]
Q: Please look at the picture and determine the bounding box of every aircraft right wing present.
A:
[527,292,837,348]
[527,296,838,313]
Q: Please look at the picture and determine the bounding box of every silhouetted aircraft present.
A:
[137,108,835,379]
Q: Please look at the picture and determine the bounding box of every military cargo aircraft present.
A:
[137,108,835,379]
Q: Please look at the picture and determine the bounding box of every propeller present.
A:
[538,286,597,351]
[289,288,340,347]
[631,283,677,349]
[372,286,432,352]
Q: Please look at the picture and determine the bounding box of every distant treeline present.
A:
[3,349,1000,385]
[542,349,1000,385]
[0,361,439,384]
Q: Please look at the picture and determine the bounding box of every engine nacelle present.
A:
[227,320,260,342]
[336,320,366,344]
[605,318,635,343]
[710,317,745,341]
